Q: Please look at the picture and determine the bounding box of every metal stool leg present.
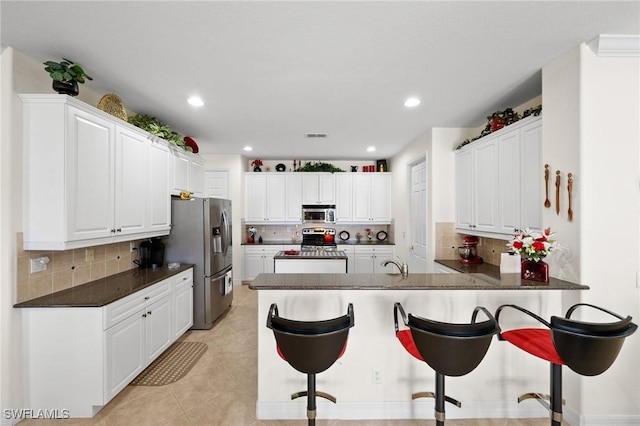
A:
[435,372,445,426]
[550,364,563,426]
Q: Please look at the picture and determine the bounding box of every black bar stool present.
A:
[495,303,637,426]
[266,303,355,426]
[394,302,500,425]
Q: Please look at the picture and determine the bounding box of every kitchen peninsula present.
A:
[250,272,587,421]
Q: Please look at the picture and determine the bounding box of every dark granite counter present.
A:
[14,264,194,308]
[241,241,394,246]
[435,259,501,277]
[249,271,588,291]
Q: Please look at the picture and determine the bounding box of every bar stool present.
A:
[266,303,355,426]
[495,303,637,426]
[394,302,500,425]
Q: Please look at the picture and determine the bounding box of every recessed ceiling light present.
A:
[187,96,204,107]
[367,146,376,152]
[243,146,253,151]
[404,97,421,108]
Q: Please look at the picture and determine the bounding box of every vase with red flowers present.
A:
[251,159,263,172]
[507,228,556,283]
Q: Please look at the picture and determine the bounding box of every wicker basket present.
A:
[97,94,128,121]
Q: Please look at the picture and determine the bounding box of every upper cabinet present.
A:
[352,173,391,223]
[455,115,542,238]
[20,95,173,250]
[170,150,205,197]
[301,173,335,204]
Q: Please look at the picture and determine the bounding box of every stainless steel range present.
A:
[301,227,336,250]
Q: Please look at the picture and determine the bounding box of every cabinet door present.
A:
[104,311,145,401]
[318,174,335,204]
[115,127,148,236]
[352,175,372,222]
[455,149,474,230]
[498,131,522,234]
[145,295,173,363]
[335,174,353,222]
[173,280,193,339]
[520,121,543,232]
[171,151,190,194]
[265,175,286,221]
[373,248,395,273]
[302,174,335,204]
[245,174,268,222]
[370,174,391,222]
[244,251,265,280]
[190,159,205,196]
[473,139,499,232]
[285,174,302,221]
[147,142,171,232]
[66,106,116,241]
[353,253,374,273]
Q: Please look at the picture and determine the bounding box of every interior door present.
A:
[409,159,428,272]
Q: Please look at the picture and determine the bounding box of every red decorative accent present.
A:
[183,136,199,153]
[521,259,549,283]
[501,328,564,365]
[396,330,423,361]
[490,117,505,132]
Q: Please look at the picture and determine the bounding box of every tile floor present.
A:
[20,285,559,425]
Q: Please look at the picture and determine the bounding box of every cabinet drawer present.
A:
[173,269,193,290]
[103,280,172,330]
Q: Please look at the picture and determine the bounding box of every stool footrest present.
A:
[291,390,337,404]
[518,392,565,405]
[411,391,461,408]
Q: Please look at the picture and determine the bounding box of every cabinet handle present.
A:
[142,313,147,318]
[147,311,152,315]
[116,228,122,233]
[182,277,188,281]
[110,229,116,233]
[144,296,150,300]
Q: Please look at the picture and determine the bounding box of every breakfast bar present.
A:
[250,272,588,422]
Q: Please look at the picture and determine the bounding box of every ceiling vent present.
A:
[305,133,328,139]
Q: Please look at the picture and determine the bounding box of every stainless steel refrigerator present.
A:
[165,197,233,329]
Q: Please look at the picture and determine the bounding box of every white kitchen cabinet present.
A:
[147,142,171,232]
[455,137,500,233]
[434,263,461,274]
[244,245,283,280]
[456,115,542,238]
[171,150,191,194]
[245,174,301,223]
[335,173,353,222]
[190,157,205,197]
[173,269,194,339]
[352,174,391,223]
[339,245,356,273]
[20,95,171,250]
[301,173,335,204]
[22,267,193,417]
[353,245,395,273]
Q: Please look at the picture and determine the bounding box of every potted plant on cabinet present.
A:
[43,58,93,96]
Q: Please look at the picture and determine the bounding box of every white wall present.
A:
[578,43,640,419]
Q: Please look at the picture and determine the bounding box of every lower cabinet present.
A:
[353,246,395,273]
[244,246,283,280]
[22,267,193,417]
[434,263,461,274]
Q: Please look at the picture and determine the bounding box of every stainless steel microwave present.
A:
[302,204,336,224]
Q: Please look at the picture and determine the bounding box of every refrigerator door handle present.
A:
[222,209,230,257]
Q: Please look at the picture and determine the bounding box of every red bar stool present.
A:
[394,302,500,425]
[266,303,354,426]
[495,303,637,426]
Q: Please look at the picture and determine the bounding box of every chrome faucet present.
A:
[382,258,409,278]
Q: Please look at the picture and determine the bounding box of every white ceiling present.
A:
[2,1,638,160]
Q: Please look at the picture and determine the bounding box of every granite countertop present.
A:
[273,250,348,260]
[14,264,194,308]
[435,259,502,277]
[241,240,394,246]
[249,271,588,291]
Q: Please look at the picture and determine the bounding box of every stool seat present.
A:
[495,303,637,426]
[394,302,499,425]
[267,303,354,426]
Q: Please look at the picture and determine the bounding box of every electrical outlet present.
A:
[130,242,137,253]
[85,248,94,262]
[30,257,49,273]
[372,368,382,384]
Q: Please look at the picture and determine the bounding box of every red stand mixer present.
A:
[458,236,482,264]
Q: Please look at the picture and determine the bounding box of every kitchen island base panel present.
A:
[256,289,566,421]
[274,258,347,274]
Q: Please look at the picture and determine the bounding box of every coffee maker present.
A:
[135,237,165,268]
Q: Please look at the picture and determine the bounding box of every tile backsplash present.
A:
[16,232,142,303]
[434,222,511,266]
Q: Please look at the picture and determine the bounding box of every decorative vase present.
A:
[52,80,79,96]
[521,259,549,283]
[253,166,262,172]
